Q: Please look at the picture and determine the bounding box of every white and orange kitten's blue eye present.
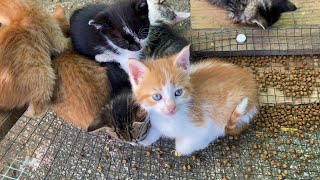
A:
[175,89,183,96]
[152,93,162,101]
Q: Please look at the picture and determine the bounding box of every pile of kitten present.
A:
[0,0,296,156]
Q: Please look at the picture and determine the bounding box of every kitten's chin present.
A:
[161,110,177,116]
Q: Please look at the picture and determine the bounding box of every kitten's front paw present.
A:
[138,139,154,147]
[95,54,115,63]
[128,142,138,146]
[176,139,199,156]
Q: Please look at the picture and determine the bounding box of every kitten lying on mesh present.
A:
[207,0,297,29]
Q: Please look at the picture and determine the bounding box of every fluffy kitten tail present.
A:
[52,5,69,37]
[24,64,56,117]
[225,98,256,136]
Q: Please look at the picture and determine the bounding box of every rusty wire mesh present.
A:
[0,26,320,180]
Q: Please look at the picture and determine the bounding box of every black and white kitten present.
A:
[207,0,297,29]
[69,0,149,62]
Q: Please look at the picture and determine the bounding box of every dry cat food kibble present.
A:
[224,55,320,99]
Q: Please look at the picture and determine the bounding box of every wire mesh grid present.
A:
[0,26,320,180]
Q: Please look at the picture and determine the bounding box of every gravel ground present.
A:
[42,0,191,30]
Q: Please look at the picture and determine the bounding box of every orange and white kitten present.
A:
[127,46,259,155]
[0,0,67,116]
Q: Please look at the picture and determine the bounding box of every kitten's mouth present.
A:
[162,110,177,116]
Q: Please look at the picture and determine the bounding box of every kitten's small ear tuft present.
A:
[88,19,103,29]
[252,18,267,29]
[89,12,111,29]
[278,1,297,12]
[173,12,191,24]
[174,45,191,73]
[128,58,148,86]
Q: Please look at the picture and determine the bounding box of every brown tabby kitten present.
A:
[0,0,68,116]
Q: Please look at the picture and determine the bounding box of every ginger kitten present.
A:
[0,0,68,116]
[127,46,259,155]
[51,49,110,129]
[49,5,111,129]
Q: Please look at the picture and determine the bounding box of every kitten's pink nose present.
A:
[166,105,176,114]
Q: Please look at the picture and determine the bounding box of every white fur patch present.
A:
[235,97,249,115]
[95,36,142,73]
[238,106,258,124]
[147,0,162,25]
[123,26,140,43]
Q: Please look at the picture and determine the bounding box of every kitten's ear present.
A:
[87,105,110,132]
[173,12,191,24]
[278,1,297,12]
[174,45,190,73]
[128,58,148,87]
[87,117,106,132]
[133,122,144,129]
[88,19,101,29]
[88,13,111,29]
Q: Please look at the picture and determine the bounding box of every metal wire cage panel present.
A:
[1,26,320,180]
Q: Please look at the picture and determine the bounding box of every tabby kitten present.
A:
[0,0,67,116]
[140,0,191,59]
[86,62,151,144]
[207,0,297,29]
[127,46,259,155]
[87,88,150,144]
[69,0,149,66]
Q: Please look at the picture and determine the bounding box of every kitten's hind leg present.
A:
[138,127,161,147]
[95,54,115,63]
[25,101,49,117]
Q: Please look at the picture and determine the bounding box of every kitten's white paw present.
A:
[95,54,114,62]
[138,139,154,147]
[128,142,138,146]
[175,138,210,156]
[175,139,195,156]
[138,127,161,147]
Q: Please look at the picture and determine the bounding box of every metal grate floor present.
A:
[0,106,319,179]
